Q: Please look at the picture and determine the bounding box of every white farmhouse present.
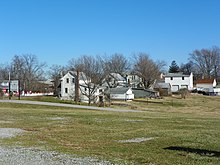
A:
[165,72,193,92]
[60,71,85,100]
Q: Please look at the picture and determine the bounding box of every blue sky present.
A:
[1,0,220,68]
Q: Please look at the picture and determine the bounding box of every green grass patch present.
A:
[0,95,220,164]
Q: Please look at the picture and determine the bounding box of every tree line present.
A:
[1,46,220,94]
[169,46,220,81]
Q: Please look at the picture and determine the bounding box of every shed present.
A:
[132,88,158,98]
[110,87,134,100]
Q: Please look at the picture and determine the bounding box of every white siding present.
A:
[110,93,134,100]
[165,73,193,92]
[60,72,75,99]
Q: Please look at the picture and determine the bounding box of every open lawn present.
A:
[0,94,220,164]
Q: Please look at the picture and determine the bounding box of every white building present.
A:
[126,73,143,88]
[60,71,95,102]
[196,78,216,89]
[196,78,217,94]
[110,87,134,100]
[165,72,193,92]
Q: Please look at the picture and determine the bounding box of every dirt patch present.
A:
[0,147,111,165]
[117,137,156,143]
[0,128,25,139]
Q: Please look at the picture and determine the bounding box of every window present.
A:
[182,77,184,80]
[85,87,87,91]
[65,88,68,93]
[170,77,173,80]
[72,78,75,83]
[99,89,103,93]
[66,78,69,83]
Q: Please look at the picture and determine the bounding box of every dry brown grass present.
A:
[0,94,219,164]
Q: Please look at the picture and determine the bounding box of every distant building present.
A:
[153,82,171,96]
[196,78,217,94]
[60,71,102,103]
[126,73,143,88]
[165,72,193,92]
[109,87,134,100]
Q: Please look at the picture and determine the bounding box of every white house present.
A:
[60,71,103,103]
[165,72,193,92]
[105,73,127,87]
[126,73,143,88]
[196,78,217,93]
[60,71,89,100]
[110,87,134,100]
[196,78,216,89]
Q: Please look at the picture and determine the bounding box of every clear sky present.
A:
[1,0,220,68]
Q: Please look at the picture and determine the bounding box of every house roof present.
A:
[110,87,131,94]
[109,73,126,81]
[61,71,88,81]
[154,83,171,89]
[165,72,191,77]
[196,78,215,84]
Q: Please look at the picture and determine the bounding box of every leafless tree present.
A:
[104,53,129,75]
[0,64,11,80]
[10,54,47,91]
[48,64,65,96]
[189,46,220,79]
[179,61,194,75]
[69,55,106,105]
[132,53,161,88]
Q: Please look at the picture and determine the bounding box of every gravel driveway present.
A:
[0,147,110,165]
[0,100,139,164]
[0,128,110,164]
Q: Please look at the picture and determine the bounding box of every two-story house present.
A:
[60,71,88,100]
[126,73,143,88]
[60,71,103,103]
[165,72,193,92]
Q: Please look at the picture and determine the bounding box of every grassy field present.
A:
[0,94,220,164]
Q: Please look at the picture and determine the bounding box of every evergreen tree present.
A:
[169,60,179,73]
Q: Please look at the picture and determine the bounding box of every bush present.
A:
[179,88,189,99]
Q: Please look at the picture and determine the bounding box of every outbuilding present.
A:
[110,87,134,100]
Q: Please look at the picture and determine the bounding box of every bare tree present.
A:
[48,64,65,96]
[132,53,161,88]
[189,46,220,79]
[10,54,47,91]
[104,53,129,75]
[179,61,194,75]
[69,55,106,105]
[0,64,11,80]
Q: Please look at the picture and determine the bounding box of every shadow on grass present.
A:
[164,146,220,158]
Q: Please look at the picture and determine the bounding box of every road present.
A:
[0,100,142,113]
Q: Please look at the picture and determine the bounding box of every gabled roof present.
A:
[196,78,215,84]
[110,87,131,94]
[165,72,191,77]
[109,73,126,81]
[61,71,88,81]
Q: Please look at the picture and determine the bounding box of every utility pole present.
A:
[18,79,20,100]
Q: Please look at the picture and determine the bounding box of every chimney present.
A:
[75,70,80,102]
